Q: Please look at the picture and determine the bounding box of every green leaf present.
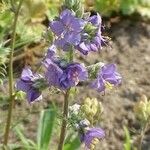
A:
[14,125,37,150]
[64,135,81,150]
[37,108,56,150]
[123,126,131,150]
[94,0,120,16]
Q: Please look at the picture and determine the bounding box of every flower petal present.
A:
[64,31,81,45]
[45,61,63,87]
[21,67,33,81]
[60,9,73,26]
[16,80,31,92]
[49,21,64,36]
[27,88,42,103]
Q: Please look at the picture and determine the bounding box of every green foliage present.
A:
[64,133,81,150]
[136,0,150,18]
[0,0,60,56]
[95,0,120,16]
[0,0,59,84]
[14,125,37,150]
[124,126,132,150]
[123,126,138,150]
[120,0,138,15]
[37,108,56,150]
[0,42,10,84]
[10,108,56,150]
[94,0,150,18]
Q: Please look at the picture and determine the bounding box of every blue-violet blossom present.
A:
[59,63,88,89]
[76,13,106,55]
[80,128,105,149]
[49,9,85,51]
[16,67,42,103]
[44,47,88,90]
[91,64,122,92]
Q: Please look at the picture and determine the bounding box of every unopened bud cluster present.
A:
[134,95,150,123]
[81,97,103,123]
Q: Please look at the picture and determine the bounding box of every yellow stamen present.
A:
[92,138,99,145]
[90,143,95,150]
[105,81,114,90]
[90,138,99,150]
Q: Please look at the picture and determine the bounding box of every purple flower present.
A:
[46,45,56,59]
[60,63,88,89]
[80,128,105,149]
[91,64,122,92]
[44,58,88,90]
[45,59,64,88]
[49,9,85,51]
[16,67,42,103]
[76,13,106,55]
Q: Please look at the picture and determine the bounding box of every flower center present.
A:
[104,81,114,90]
[71,71,79,85]
[90,138,99,150]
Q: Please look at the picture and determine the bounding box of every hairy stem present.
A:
[57,89,70,150]
[3,0,23,146]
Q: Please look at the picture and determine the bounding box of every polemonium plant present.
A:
[15,0,122,150]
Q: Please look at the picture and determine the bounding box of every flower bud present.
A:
[15,91,26,101]
[79,119,90,128]
[81,97,103,123]
[64,0,84,17]
[134,95,150,122]
[32,78,48,90]
[87,62,105,79]
[69,103,80,115]
[84,23,97,37]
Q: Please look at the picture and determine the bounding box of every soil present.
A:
[0,18,150,150]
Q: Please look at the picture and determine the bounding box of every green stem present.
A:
[68,48,73,62]
[3,0,23,146]
[139,122,148,150]
[57,89,70,150]
[57,48,74,150]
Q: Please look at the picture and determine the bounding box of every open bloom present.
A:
[44,48,88,90]
[80,128,105,149]
[91,64,121,92]
[49,9,85,51]
[76,13,107,55]
[45,59,88,90]
[60,63,88,89]
[16,67,42,103]
[44,58,64,88]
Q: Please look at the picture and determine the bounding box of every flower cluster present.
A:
[91,64,122,92]
[44,45,88,90]
[16,1,122,149]
[49,9,85,51]
[68,98,105,149]
[49,9,106,55]
[134,95,150,122]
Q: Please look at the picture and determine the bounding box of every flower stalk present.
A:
[3,0,23,146]
[57,89,70,150]
[139,121,149,150]
[57,48,74,150]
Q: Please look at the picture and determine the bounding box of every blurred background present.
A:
[0,0,150,149]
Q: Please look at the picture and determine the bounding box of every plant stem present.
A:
[57,48,73,150]
[139,122,148,150]
[57,89,70,150]
[3,0,23,146]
